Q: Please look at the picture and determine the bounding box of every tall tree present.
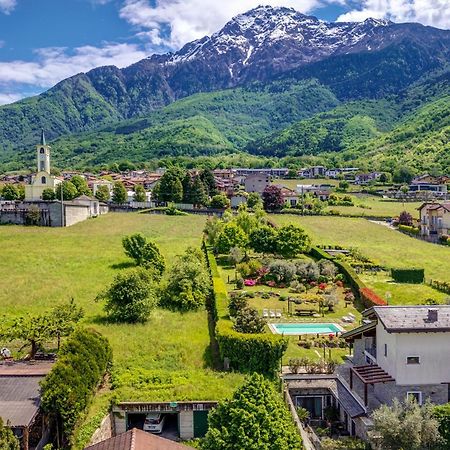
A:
[70,175,92,196]
[133,184,146,202]
[276,224,311,258]
[42,188,56,200]
[158,168,184,203]
[1,184,20,200]
[55,181,78,201]
[249,225,278,255]
[369,398,442,450]
[215,222,248,254]
[202,373,302,450]
[190,175,208,206]
[95,185,110,202]
[112,181,127,204]
[262,185,285,211]
[200,169,218,196]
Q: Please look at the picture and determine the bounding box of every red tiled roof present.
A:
[85,429,194,450]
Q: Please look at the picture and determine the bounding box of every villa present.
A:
[285,305,450,440]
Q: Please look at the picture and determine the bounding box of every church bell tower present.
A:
[37,129,50,174]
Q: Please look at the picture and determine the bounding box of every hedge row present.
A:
[429,279,450,294]
[40,328,112,446]
[216,320,288,376]
[391,268,425,284]
[309,246,385,307]
[203,242,287,377]
[398,224,420,235]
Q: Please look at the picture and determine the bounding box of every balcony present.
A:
[364,346,377,363]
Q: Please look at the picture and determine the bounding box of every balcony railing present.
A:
[364,346,377,360]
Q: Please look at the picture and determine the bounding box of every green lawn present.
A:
[325,195,422,218]
[0,213,243,403]
[272,215,450,304]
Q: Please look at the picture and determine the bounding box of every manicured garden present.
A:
[272,215,450,304]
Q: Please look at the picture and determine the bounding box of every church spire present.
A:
[40,129,46,146]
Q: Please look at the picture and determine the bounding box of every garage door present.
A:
[193,411,209,438]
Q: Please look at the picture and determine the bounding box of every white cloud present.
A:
[338,0,450,29]
[0,42,147,88]
[119,0,331,49]
[0,0,16,14]
[0,92,23,105]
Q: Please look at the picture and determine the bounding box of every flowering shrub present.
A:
[244,279,256,286]
[359,287,387,307]
[318,282,328,291]
[266,281,276,287]
[335,280,344,287]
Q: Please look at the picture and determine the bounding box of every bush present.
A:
[233,307,266,334]
[228,295,248,317]
[40,329,112,447]
[210,194,230,209]
[268,260,297,284]
[236,277,244,289]
[434,403,450,449]
[398,224,420,235]
[122,233,166,276]
[398,211,413,226]
[391,268,425,284]
[321,438,366,450]
[97,268,157,323]
[160,248,210,312]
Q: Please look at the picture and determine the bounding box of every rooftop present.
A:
[85,428,194,450]
[372,305,450,333]
[0,376,43,427]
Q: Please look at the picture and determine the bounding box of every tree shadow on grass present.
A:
[110,261,136,270]
[91,314,116,325]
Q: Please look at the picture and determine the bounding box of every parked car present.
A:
[143,412,166,434]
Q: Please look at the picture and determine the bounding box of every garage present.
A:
[113,401,217,441]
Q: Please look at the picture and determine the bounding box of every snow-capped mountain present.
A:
[1,5,449,151]
[164,6,393,77]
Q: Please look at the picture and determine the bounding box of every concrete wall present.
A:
[179,410,194,440]
[376,324,398,379]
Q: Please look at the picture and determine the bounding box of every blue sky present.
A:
[0,0,448,105]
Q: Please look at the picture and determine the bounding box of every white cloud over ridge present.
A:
[339,0,450,29]
[0,42,147,104]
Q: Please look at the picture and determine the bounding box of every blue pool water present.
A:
[270,323,343,335]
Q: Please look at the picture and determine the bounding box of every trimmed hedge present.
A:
[216,321,288,376]
[398,224,420,235]
[40,328,112,446]
[203,242,287,376]
[360,287,387,308]
[391,268,425,284]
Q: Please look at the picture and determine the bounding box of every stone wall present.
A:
[86,414,113,447]
[373,382,448,406]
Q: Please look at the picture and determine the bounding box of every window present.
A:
[40,147,45,154]
[407,391,423,405]
[296,396,323,419]
[384,344,388,357]
[407,356,420,365]
[41,176,46,184]
[40,161,45,171]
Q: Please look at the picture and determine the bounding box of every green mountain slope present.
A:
[7,79,339,169]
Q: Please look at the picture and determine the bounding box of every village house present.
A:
[409,174,448,198]
[244,173,271,194]
[235,167,289,178]
[285,306,450,441]
[296,184,331,201]
[0,361,54,450]
[298,166,327,178]
[418,202,450,238]
[354,172,382,185]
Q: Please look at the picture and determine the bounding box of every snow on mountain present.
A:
[163,5,393,75]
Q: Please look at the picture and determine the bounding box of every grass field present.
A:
[0,213,243,404]
[272,215,450,303]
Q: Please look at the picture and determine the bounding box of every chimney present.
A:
[427,308,438,322]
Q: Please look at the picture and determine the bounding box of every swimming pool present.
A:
[269,322,344,335]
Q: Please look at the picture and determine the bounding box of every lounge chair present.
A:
[276,309,282,318]
[348,313,356,319]
[270,310,276,318]
[263,309,269,318]
[342,316,352,323]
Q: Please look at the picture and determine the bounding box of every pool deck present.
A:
[268,322,345,335]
